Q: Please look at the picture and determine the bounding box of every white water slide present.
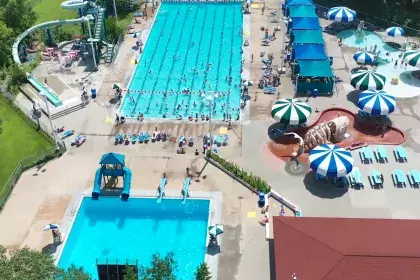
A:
[12,0,92,64]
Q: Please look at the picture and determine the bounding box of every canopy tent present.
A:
[99,152,126,165]
[295,60,333,77]
[290,29,324,44]
[289,17,320,30]
[309,144,354,178]
[286,0,313,6]
[292,44,327,60]
[287,6,317,18]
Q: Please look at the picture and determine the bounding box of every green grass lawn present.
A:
[34,0,81,34]
[0,98,53,202]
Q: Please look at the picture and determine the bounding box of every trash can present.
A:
[91,88,97,99]
[258,191,265,207]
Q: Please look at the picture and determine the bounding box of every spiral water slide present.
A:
[12,0,91,65]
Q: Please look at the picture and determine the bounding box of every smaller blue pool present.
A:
[58,197,210,279]
[337,30,398,54]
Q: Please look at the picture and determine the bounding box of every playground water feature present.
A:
[58,197,210,279]
[121,2,244,120]
[337,29,420,98]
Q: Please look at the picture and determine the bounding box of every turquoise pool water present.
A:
[58,197,210,279]
[121,2,243,120]
[337,30,398,54]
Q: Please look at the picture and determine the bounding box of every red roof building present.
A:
[273,216,420,280]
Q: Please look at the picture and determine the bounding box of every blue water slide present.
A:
[181,177,191,204]
[121,167,132,201]
[92,167,103,199]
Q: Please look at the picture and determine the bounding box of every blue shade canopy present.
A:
[327,7,356,22]
[291,29,324,44]
[286,0,313,6]
[386,26,405,37]
[309,144,354,177]
[293,44,327,60]
[296,60,334,77]
[99,152,126,165]
[289,17,320,30]
[357,90,396,116]
[288,5,317,18]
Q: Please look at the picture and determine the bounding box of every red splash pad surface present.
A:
[267,108,405,164]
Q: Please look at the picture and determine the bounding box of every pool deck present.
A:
[4,0,420,279]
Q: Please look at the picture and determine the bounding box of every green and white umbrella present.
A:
[350,70,386,90]
[208,224,224,236]
[271,98,312,125]
[112,83,121,89]
[403,50,420,68]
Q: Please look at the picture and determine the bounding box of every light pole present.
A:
[112,0,118,22]
[202,91,219,146]
[39,91,59,150]
[83,15,97,70]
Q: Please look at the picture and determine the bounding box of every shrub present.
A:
[206,151,271,193]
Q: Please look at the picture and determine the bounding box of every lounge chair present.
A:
[131,133,137,143]
[179,136,186,147]
[151,132,157,142]
[263,86,276,94]
[188,136,194,147]
[124,134,130,145]
[60,130,74,139]
[71,135,87,146]
[223,135,229,146]
[115,134,123,144]
[144,132,150,143]
[162,131,168,142]
[138,132,144,143]
[216,135,223,147]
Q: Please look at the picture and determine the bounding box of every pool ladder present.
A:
[131,10,172,114]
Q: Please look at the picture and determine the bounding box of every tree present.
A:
[59,264,92,280]
[0,118,3,135]
[194,263,211,280]
[0,245,59,280]
[0,0,37,34]
[138,252,177,280]
[0,21,13,68]
[123,265,138,280]
[0,245,91,280]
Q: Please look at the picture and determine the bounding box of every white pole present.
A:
[41,92,59,150]
[208,97,213,146]
[113,0,118,22]
[85,17,98,70]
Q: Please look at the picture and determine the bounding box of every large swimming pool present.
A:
[58,197,210,279]
[120,2,243,120]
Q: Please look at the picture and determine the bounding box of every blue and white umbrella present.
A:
[309,144,354,178]
[357,90,396,116]
[327,7,356,22]
[209,224,224,236]
[353,51,375,64]
[386,26,405,38]
[43,224,60,231]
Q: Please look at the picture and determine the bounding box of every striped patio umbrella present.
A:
[271,98,312,125]
[327,7,356,22]
[358,90,396,116]
[386,26,405,38]
[353,51,375,64]
[208,224,224,236]
[403,50,420,68]
[350,70,386,90]
[309,144,354,178]
[43,224,59,231]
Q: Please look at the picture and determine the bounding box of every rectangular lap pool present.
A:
[58,197,210,279]
[121,2,243,120]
